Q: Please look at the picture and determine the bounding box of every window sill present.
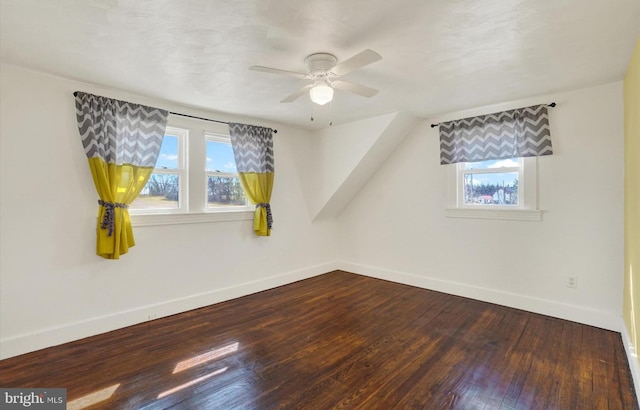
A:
[131,210,254,227]
[445,208,542,221]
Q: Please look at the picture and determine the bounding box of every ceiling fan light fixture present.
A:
[309,83,333,105]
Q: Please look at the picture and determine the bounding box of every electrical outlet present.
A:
[566,276,577,288]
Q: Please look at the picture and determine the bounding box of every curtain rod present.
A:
[168,111,277,133]
[430,102,556,128]
[72,92,277,133]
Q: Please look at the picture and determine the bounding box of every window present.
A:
[205,134,248,210]
[446,157,541,221]
[130,127,188,213]
[459,158,522,207]
[129,122,253,226]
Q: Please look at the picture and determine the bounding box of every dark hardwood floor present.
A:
[1,271,637,409]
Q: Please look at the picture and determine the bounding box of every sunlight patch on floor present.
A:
[158,368,228,399]
[67,383,120,410]
[173,342,239,374]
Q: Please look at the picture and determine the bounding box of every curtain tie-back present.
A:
[256,203,273,229]
[98,200,129,237]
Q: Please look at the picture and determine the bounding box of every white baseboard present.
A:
[0,262,337,360]
[338,261,620,332]
[621,319,640,404]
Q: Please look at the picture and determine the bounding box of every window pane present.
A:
[463,172,519,205]
[464,158,519,170]
[207,176,246,207]
[156,135,179,170]
[206,140,237,172]
[130,174,179,209]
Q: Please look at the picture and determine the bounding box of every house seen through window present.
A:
[459,158,522,207]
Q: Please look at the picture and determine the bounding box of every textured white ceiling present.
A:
[1,0,639,129]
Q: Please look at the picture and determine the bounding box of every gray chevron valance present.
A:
[75,92,168,168]
[439,104,552,165]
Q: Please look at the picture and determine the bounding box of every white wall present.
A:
[0,64,338,359]
[337,82,625,331]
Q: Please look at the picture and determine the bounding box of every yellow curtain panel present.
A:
[75,92,168,259]
[229,123,275,236]
[239,172,274,236]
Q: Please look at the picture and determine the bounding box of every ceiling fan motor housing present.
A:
[305,53,337,77]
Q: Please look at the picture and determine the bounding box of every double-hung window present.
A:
[129,121,253,225]
[447,156,540,221]
[458,158,522,207]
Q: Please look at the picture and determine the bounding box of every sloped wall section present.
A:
[299,112,417,220]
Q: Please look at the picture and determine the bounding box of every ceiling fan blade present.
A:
[331,49,382,76]
[331,80,379,98]
[281,84,314,103]
[249,66,308,79]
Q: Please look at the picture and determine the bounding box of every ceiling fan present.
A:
[250,49,382,106]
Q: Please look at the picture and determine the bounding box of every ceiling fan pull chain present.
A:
[329,99,333,126]
[310,97,318,122]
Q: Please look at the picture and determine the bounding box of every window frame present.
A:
[129,120,254,227]
[204,133,252,213]
[446,157,542,221]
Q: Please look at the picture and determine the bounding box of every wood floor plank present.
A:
[0,271,637,409]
